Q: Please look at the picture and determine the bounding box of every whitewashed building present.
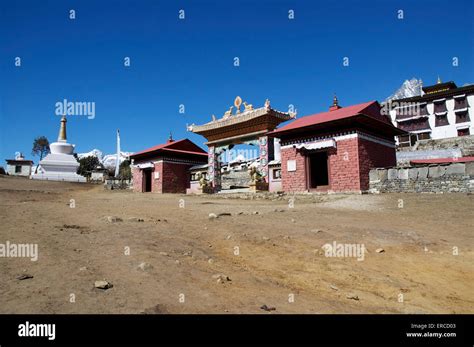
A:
[387,80,474,147]
[5,153,33,177]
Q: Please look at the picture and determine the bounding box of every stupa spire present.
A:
[58,115,67,142]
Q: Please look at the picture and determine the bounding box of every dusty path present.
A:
[0,176,472,313]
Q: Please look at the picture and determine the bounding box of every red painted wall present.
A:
[132,167,142,192]
[357,137,396,191]
[328,137,361,192]
[162,162,192,193]
[153,162,163,193]
[280,136,396,193]
[132,161,193,193]
[281,146,307,192]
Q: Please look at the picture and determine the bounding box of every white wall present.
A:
[390,94,474,142]
[6,164,31,177]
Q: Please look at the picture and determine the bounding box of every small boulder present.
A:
[106,216,122,223]
[346,294,359,301]
[260,304,276,311]
[95,280,112,290]
[212,274,231,283]
[208,213,218,220]
[137,262,153,271]
[375,248,385,253]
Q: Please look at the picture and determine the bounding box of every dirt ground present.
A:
[0,175,473,314]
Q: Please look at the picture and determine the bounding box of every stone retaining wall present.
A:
[221,170,250,189]
[369,162,474,193]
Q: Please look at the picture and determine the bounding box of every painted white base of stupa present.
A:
[31,141,86,182]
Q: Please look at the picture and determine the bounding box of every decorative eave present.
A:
[187,106,296,134]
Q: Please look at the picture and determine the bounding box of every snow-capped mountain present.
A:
[77,149,132,170]
[101,151,132,171]
[78,149,103,161]
[386,78,423,101]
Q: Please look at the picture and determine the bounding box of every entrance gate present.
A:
[188,97,296,192]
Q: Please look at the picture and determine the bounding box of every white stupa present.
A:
[32,116,86,182]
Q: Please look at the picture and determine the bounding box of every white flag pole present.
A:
[115,129,121,178]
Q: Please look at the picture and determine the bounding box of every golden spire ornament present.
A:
[58,115,67,142]
[437,76,442,84]
[234,96,242,113]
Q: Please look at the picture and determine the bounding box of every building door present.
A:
[143,169,152,192]
[308,151,329,189]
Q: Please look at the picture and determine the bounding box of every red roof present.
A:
[130,138,208,159]
[270,101,394,135]
[410,156,474,165]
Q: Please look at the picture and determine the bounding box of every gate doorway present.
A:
[308,151,329,189]
[143,169,152,192]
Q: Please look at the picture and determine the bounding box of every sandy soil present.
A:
[0,175,473,314]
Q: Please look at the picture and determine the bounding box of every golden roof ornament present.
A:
[234,96,242,113]
[333,94,339,107]
[243,101,253,111]
[223,106,233,119]
[437,76,442,84]
[58,115,67,142]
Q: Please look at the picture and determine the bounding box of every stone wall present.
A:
[415,134,474,154]
[369,162,474,193]
[220,170,250,189]
[105,178,132,190]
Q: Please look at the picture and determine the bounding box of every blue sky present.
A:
[1,0,473,163]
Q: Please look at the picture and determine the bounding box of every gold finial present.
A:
[243,101,253,111]
[437,76,442,84]
[58,115,67,142]
[234,96,242,113]
[333,94,338,107]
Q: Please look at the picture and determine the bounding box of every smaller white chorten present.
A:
[32,116,86,182]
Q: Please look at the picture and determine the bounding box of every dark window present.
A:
[398,135,411,148]
[435,114,449,127]
[433,101,447,113]
[418,132,431,140]
[399,118,430,132]
[398,133,430,147]
[15,165,21,173]
[454,97,468,110]
[458,128,470,137]
[272,169,281,180]
[419,104,428,116]
[455,111,470,124]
